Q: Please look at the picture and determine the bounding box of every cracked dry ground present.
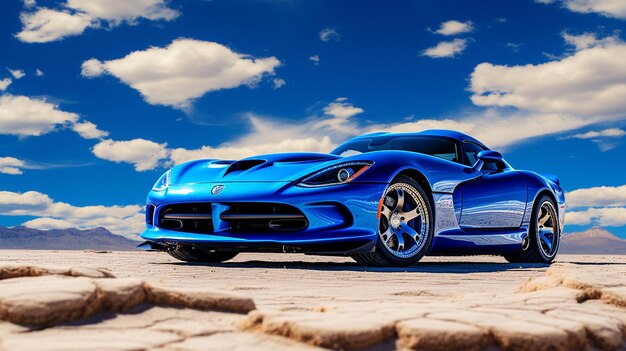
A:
[0,251,624,351]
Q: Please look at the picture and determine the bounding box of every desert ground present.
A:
[0,250,624,351]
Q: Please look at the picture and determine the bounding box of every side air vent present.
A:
[224,159,266,176]
[146,204,155,225]
[158,203,214,234]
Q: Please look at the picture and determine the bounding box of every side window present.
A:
[463,142,498,171]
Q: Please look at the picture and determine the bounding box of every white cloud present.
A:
[170,136,334,164]
[470,35,626,117]
[561,128,626,140]
[0,94,78,137]
[72,121,109,139]
[0,78,11,91]
[562,32,619,50]
[0,190,143,238]
[82,39,281,109]
[23,0,36,8]
[65,0,179,23]
[16,9,93,43]
[91,138,169,171]
[422,39,468,58]
[16,0,179,43]
[319,28,340,42]
[567,207,626,227]
[0,157,26,175]
[433,20,474,36]
[272,78,286,89]
[566,184,626,208]
[309,55,320,65]
[8,69,25,79]
[539,0,626,19]
[35,69,44,77]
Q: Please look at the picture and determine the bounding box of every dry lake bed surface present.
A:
[0,250,624,351]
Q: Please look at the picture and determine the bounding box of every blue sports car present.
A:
[139,130,565,266]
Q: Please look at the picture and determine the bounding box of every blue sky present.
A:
[1,0,626,239]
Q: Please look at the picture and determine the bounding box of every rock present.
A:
[2,327,182,351]
[158,331,327,351]
[94,278,146,311]
[238,310,395,350]
[396,318,485,351]
[0,276,102,326]
[145,285,256,314]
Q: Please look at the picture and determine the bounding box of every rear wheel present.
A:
[504,195,560,263]
[352,175,433,267]
[168,246,239,263]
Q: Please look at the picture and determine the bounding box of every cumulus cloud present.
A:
[0,157,27,175]
[7,69,25,79]
[0,94,78,137]
[566,184,626,208]
[319,28,340,42]
[309,55,320,65]
[0,78,11,91]
[81,39,281,109]
[91,138,169,171]
[72,121,109,139]
[432,20,474,36]
[470,34,626,117]
[559,128,626,150]
[422,39,468,58]
[567,207,626,227]
[0,190,143,237]
[65,0,179,23]
[560,128,625,140]
[538,0,626,19]
[16,0,179,43]
[16,9,93,43]
[272,78,286,89]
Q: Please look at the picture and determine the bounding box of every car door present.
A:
[457,142,527,229]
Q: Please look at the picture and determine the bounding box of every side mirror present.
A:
[473,150,503,171]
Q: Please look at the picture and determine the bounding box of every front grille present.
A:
[156,202,308,234]
[158,203,214,233]
[222,203,308,232]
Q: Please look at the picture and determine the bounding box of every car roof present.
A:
[353,129,489,149]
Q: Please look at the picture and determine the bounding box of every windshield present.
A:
[331,136,461,163]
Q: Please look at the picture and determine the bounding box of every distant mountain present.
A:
[0,226,138,251]
[560,226,626,254]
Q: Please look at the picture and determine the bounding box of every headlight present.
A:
[152,170,171,191]
[297,162,373,187]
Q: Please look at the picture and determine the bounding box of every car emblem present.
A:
[211,185,224,195]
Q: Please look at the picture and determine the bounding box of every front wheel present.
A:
[504,195,560,264]
[352,175,433,267]
[168,246,239,263]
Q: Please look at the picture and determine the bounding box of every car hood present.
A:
[172,153,343,184]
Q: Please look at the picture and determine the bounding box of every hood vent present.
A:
[224,159,266,176]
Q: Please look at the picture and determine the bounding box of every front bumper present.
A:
[140,181,387,252]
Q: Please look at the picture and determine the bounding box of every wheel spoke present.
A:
[380,228,392,242]
[539,230,553,251]
[380,204,392,220]
[394,188,405,212]
[401,223,419,243]
[404,208,421,222]
[395,232,405,251]
[538,210,550,226]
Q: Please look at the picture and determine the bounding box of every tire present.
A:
[167,246,239,263]
[352,175,434,267]
[504,195,560,264]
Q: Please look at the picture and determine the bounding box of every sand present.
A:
[0,251,624,350]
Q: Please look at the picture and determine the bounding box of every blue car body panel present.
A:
[140,130,565,256]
